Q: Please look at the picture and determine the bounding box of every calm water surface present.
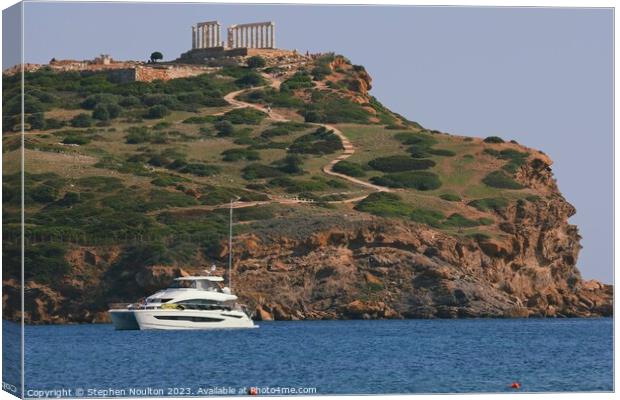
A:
[2,318,613,396]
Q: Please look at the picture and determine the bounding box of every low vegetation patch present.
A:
[333,160,366,177]
[354,192,412,218]
[439,193,461,202]
[280,72,315,91]
[371,171,442,190]
[467,197,509,212]
[355,192,488,229]
[218,107,266,125]
[242,163,285,180]
[240,88,305,108]
[221,148,260,162]
[288,127,343,155]
[482,171,524,189]
[301,92,370,124]
[483,136,505,144]
[368,155,435,172]
[443,213,479,228]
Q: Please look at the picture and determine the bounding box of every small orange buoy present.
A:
[510,382,521,390]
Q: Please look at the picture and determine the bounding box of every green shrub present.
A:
[333,160,366,177]
[183,116,213,124]
[281,72,315,91]
[151,174,189,187]
[125,126,151,144]
[260,126,290,138]
[484,148,529,173]
[526,195,541,202]
[478,217,494,225]
[214,120,234,136]
[467,197,508,212]
[443,213,479,228]
[439,193,461,202]
[288,126,343,155]
[62,135,90,145]
[311,64,332,80]
[394,131,438,147]
[499,149,529,173]
[44,118,66,130]
[273,155,304,174]
[240,88,304,108]
[143,189,198,210]
[92,103,121,121]
[410,208,444,227]
[23,243,71,284]
[246,56,266,69]
[301,91,369,124]
[70,113,93,128]
[427,148,456,157]
[235,72,264,88]
[483,148,500,157]
[92,104,110,121]
[482,171,524,189]
[27,113,46,130]
[145,105,169,119]
[242,163,285,180]
[371,171,442,190]
[81,93,119,110]
[177,163,220,177]
[368,155,435,172]
[219,107,266,125]
[268,177,329,193]
[354,192,412,217]
[119,95,141,107]
[303,111,324,123]
[483,136,504,143]
[221,148,260,162]
[30,185,58,203]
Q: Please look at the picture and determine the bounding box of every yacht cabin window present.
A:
[169,279,223,292]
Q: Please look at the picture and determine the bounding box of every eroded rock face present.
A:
[226,208,611,320]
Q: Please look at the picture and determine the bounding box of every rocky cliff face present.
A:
[233,209,610,320]
[5,157,610,324]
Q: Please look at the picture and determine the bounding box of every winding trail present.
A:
[223,74,392,197]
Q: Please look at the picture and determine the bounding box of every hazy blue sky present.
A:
[6,3,613,282]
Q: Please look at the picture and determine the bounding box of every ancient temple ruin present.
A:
[179,20,281,63]
[190,20,275,50]
[191,21,222,49]
[227,22,275,49]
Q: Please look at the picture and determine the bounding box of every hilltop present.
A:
[2,51,612,323]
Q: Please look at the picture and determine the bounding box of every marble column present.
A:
[192,26,196,49]
[270,24,275,48]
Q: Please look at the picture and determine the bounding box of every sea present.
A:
[2,318,613,397]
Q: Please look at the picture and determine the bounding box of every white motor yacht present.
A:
[109,200,256,330]
[109,276,255,330]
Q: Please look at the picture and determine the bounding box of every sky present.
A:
[4,3,613,282]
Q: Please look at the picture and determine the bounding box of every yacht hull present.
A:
[111,309,256,330]
[109,309,140,330]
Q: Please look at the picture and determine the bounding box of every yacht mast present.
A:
[228,199,233,290]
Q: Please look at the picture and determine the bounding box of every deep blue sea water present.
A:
[2,318,613,396]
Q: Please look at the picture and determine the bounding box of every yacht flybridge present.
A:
[109,275,255,330]
[109,200,256,330]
